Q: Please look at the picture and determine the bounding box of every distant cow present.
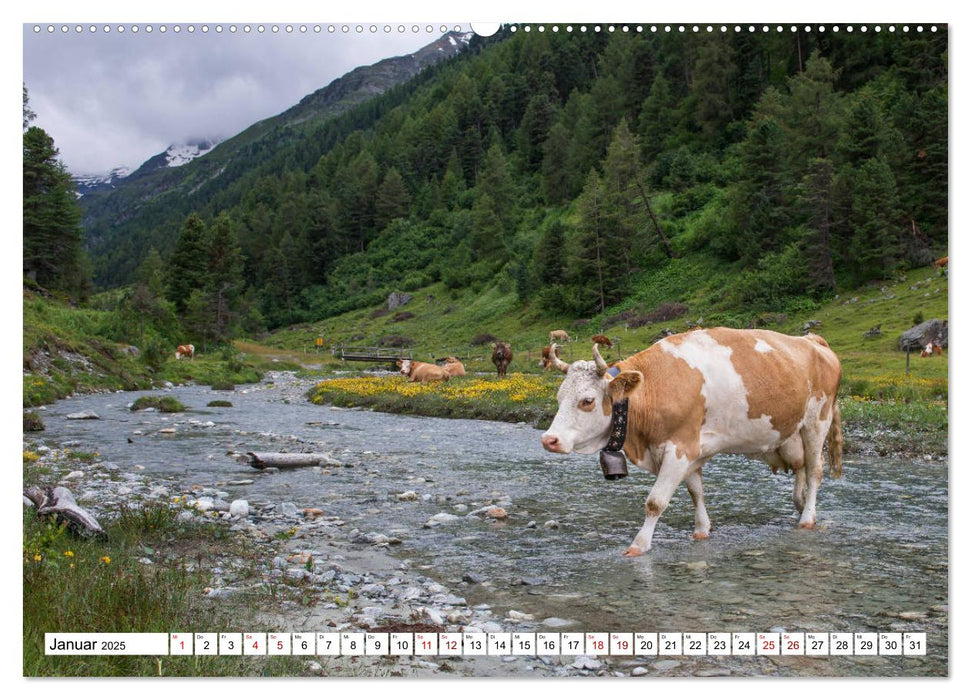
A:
[175,344,195,360]
[442,357,466,377]
[540,346,553,370]
[492,342,512,378]
[397,358,450,383]
[921,342,943,357]
[935,256,948,268]
[549,329,570,343]
[542,329,843,556]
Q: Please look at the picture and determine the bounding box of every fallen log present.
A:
[245,452,341,469]
[24,485,107,539]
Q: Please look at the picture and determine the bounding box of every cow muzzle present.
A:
[541,434,566,453]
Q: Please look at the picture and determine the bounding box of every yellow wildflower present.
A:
[64,551,74,558]
[100,556,111,565]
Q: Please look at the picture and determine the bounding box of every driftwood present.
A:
[245,452,341,469]
[24,485,107,539]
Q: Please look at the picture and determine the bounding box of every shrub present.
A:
[131,396,185,412]
[392,311,415,323]
[140,336,169,372]
[24,411,45,432]
[377,335,415,348]
[207,400,233,407]
[470,333,499,346]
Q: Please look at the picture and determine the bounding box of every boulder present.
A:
[387,292,412,310]
[898,319,948,351]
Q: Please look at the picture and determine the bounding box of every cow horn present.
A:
[593,342,608,377]
[549,343,570,373]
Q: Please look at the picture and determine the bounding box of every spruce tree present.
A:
[22,90,89,298]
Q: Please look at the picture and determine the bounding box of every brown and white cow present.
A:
[541,328,843,556]
[549,329,570,343]
[396,358,450,383]
[540,345,553,370]
[492,342,512,378]
[920,342,943,357]
[442,357,466,377]
[175,344,195,360]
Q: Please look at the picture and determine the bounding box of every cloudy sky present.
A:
[23,23,456,175]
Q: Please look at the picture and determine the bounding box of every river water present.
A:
[35,373,948,677]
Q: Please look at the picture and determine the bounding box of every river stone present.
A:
[542,617,576,628]
[193,497,215,512]
[897,611,927,620]
[280,502,298,516]
[506,610,534,622]
[543,520,561,529]
[652,660,682,671]
[62,470,84,481]
[66,411,100,420]
[397,491,419,501]
[572,656,603,671]
[631,666,649,677]
[425,513,460,527]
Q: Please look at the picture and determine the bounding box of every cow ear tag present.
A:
[600,366,629,480]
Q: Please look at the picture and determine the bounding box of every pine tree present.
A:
[23,89,89,298]
[796,159,838,293]
[206,213,245,343]
[375,167,411,230]
[847,158,905,282]
[691,36,737,145]
[166,213,209,313]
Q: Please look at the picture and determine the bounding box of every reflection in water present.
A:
[38,374,948,676]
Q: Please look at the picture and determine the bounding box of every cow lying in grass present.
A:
[541,328,843,556]
[442,357,466,377]
[396,358,450,382]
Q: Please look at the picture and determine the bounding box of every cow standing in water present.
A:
[541,329,843,556]
[492,342,512,378]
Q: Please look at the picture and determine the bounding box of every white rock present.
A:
[229,500,249,517]
[396,491,419,502]
[506,610,534,622]
[63,471,84,481]
[194,497,215,512]
[425,513,460,526]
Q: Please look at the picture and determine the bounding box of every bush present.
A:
[470,333,499,346]
[130,396,185,412]
[207,400,233,407]
[219,345,244,374]
[140,336,169,372]
[377,335,415,348]
[24,411,45,432]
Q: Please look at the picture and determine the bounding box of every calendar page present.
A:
[20,1,951,687]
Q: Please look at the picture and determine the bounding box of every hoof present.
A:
[797,521,816,530]
[691,530,711,540]
[623,546,644,557]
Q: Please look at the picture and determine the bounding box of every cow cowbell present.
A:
[599,394,630,481]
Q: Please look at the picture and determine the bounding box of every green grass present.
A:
[23,290,265,407]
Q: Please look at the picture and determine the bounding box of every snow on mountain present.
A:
[164,139,218,168]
